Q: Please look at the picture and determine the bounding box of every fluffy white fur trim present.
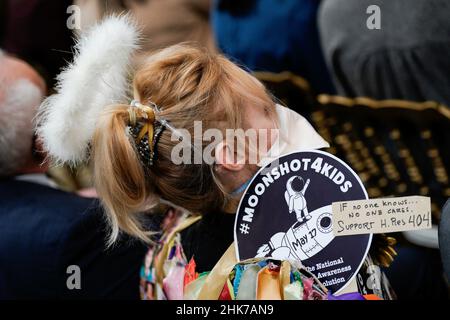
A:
[37,15,140,164]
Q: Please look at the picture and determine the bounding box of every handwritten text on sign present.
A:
[332,196,431,236]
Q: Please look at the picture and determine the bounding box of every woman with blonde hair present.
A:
[38,16,393,300]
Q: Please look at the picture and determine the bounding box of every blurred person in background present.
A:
[0,51,147,299]
[75,0,215,54]
[212,0,335,94]
[1,0,215,86]
[319,0,450,106]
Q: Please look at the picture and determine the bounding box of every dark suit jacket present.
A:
[0,178,147,299]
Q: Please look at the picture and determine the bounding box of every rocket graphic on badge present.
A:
[256,177,335,261]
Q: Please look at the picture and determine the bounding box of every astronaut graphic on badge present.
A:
[256,176,335,261]
[285,176,312,223]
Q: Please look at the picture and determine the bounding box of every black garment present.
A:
[0,179,147,299]
[180,211,235,273]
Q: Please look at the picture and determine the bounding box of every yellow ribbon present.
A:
[129,104,157,153]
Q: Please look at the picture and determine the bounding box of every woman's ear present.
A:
[214,141,245,172]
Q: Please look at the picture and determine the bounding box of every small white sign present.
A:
[332,196,431,236]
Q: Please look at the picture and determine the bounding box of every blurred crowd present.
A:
[0,0,449,299]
